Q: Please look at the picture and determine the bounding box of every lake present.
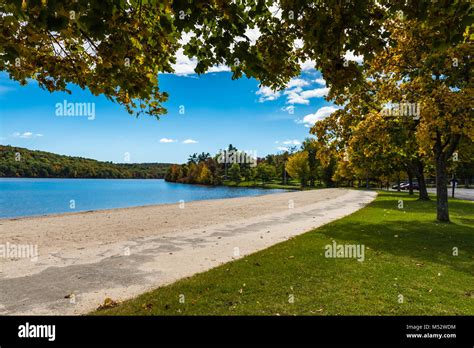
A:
[0,178,287,219]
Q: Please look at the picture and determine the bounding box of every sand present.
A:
[0,188,377,315]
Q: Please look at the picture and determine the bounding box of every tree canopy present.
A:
[4,1,471,118]
[2,0,472,221]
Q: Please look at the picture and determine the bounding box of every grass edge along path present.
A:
[94,191,474,316]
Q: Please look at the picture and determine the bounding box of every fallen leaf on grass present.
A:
[142,303,153,310]
[97,297,119,310]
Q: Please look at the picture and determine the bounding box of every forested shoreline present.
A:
[165,143,336,188]
[0,145,172,179]
[166,142,474,193]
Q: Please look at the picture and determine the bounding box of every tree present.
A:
[454,138,474,188]
[286,151,310,188]
[228,163,242,183]
[197,152,211,163]
[368,16,472,221]
[255,163,276,185]
[197,163,212,185]
[302,138,320,187]
[3,1,428,120]
[187,153,198,165]
[1,145,171,179]
[310,8,472,220]
[1,0,290,118]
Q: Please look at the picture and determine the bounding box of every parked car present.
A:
[399,182,409,190]
[392,182,409,190]
[400,182,419,190]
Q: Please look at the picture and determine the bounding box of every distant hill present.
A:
[0,145,173,179]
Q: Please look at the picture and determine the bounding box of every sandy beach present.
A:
[0,188,376,315]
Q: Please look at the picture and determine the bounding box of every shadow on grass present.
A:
[367,191,473,216]
[314,192,474,276]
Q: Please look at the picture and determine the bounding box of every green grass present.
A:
[93,191,474,316]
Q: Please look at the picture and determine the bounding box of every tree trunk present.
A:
[417,173,429,200]
[433,131,460,222]
[415,160,430,200]
[436,157,449,222]
[407,171,414,195]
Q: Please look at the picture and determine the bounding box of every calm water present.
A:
[0,178,286,219]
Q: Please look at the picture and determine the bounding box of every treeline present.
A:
[166,141,474,192]
[0,145,172,179]
[165,143,336,188]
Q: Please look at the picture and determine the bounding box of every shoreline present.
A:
[0,188,377,315]
[0,186,288,222]
[0,178,290,220]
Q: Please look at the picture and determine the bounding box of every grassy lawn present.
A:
[94,191,474,315]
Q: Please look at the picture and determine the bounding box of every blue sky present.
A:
[0,69,339,164]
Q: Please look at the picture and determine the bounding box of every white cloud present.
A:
[269,3,283,19]
[299,52,362,72]
[276,146,289,152]
[160,138,177,143]
[286,78,310,89]
[285,87,329,105]
[171,48,198,75]
[294,39,304,49]
[300,59,316,71]
[207,65,231,73]
[344,51,364,64]
[281,105,295,113]
[170,29,243,75]
[299,106,341,126]
[256,86,281,102]
[284,86,302,94]
[314,78,326,86]
[300,87,330,99]
[282,139,301,145]
[182,139,198,144]
[244,27,261,45]
[20,132,33,138]
[170,34,361,76]
[12,131,43,139]
[285,90,310,105]
[170,32,198,75]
